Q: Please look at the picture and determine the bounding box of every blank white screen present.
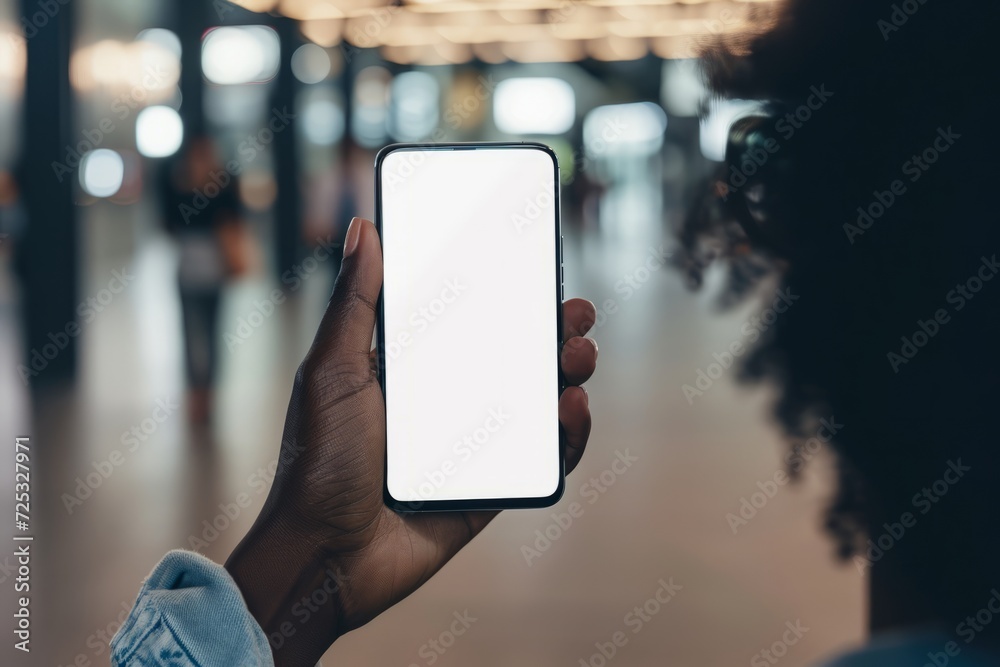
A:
[381,146,560,503]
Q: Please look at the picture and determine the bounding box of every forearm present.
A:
[226,509,346,667]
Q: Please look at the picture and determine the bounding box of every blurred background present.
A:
[0,0,863,664]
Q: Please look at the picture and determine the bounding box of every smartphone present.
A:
[375,142,564,512]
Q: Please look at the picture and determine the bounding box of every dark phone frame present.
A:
[375,142,565,513]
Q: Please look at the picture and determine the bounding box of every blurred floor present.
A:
[2,193,862,665]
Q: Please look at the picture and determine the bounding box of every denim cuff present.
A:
[112,550,274,667]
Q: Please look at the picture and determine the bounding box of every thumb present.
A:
[308,217,382,377]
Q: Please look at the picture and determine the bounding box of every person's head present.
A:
[180,135,221,186]
[679,0,1000,628]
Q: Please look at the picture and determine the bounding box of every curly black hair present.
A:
[678,0,1000,629]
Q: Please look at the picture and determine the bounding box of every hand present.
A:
[226,217,598,666]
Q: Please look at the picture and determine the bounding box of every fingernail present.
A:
[344,217,362,258]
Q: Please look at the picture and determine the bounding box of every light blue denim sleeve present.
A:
[111,550,274,667]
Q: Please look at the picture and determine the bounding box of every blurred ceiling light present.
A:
[389,71,440,141]
[281,0,343,20]
[587,35,647,61]
[429,9,494,27]
[650,35,698,60]
[381,45,421,65]
[299,19,343,47]
[407,0,486,13]
[547,4,608,39]
[548,21,607,41]
[608,19,703,39]
[379,26,442,48]
[136,28,182,58]
[291,44,331,83]
[498,9,539,23]
[201,26,280,85]
[268,0,781,64]
[435,41,473,64]
[502,38,584,63]
[281,0,387,20]
[135,106,184,158]
[584,102,666,157]
[229,0,279,12]
[436,23,550,45]
[661,59,705,117]
[70,39,180,101]
[494,78,575,135]
[408,42,471,66]
[302,98,345,145]
[472,42,507,64]
[80,149,125,198]
[0,25,26,93]
[700,98,762,162]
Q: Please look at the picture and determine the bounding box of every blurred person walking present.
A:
[159,137,252,424]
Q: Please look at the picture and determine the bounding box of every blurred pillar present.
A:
[271,17,302,274]
[176,0,208,139]
[18,0,77,387]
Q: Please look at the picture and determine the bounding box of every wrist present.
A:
[226,507,347,667]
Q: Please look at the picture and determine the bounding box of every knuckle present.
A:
[335,283,378,319]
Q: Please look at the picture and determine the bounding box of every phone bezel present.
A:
[374,142,566,513]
